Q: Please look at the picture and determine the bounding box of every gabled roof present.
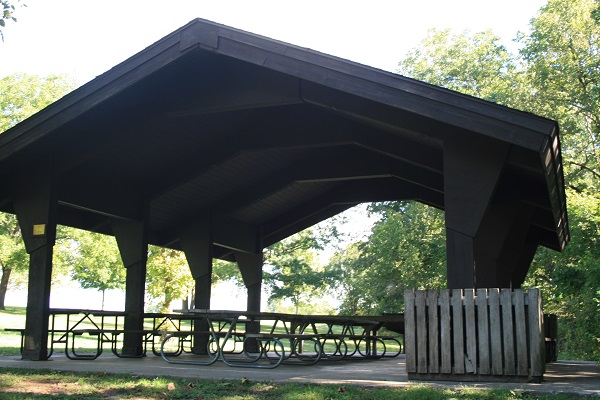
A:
[0,18,568,259]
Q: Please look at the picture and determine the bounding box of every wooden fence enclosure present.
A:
[404,288,545,382]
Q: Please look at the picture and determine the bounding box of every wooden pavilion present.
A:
[0,19,568,362]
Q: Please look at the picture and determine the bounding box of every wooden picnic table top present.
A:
[49,308,127,316]
[172,309,403,330]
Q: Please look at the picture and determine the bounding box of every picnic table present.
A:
[3,308,404,367]
[160,310,404,368]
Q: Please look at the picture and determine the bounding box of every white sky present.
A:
[1,0,547,85]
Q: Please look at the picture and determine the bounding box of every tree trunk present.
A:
[101,289,105,310]
[0,266,12,310]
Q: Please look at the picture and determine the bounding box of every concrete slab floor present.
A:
[0,354,598,396]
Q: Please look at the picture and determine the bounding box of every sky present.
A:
[1,0,548,85]
[2,0,550,310]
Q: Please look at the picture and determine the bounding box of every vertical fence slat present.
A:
[439,290,451,373]
[477,289,490,375]
[427,290,439,373]
[528,288,544,379]
[501,289,516,375]
[489,288,503,375]
[404,290,416,373]
[464,289,476,373]
[416,290,428,374]
[514,289,528,376]
[451,289,465,374]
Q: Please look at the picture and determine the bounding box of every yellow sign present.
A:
[33,224,46,236]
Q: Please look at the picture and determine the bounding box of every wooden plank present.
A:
[416,290,428,374]
[488,288,503,375]
[404,290,416,373]
[451,289,465,374]
[528,289,544,379]
[439,290,452,373]
[513,289,528,376]
[427,290,439,374]
[476,289,490,375]
[464,289,476,373]
[501,289,516,375]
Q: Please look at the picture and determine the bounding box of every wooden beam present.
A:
[161,214,259,255]
[167,59,303,117]
[13,172,58,361]
[261,178,443,246]
[444,135,510,289]
[112,217,149,357]
[58,173,143,221]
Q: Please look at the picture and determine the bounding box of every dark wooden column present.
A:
[113,218,148,357]
[234,251,263,313]
[510,240,539,289]
[474,202,536,288]
[234,250,262,351]
[179,215,212,353]
[443,136,509,289]
[13,174,57,361]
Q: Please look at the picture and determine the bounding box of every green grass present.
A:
[0,367,589,399]
[0,307,26,356]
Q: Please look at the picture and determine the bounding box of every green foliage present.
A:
[526,189,600,360]
[398,28,524,108]
[517,0,600,362]
[0,214,26,273]
[329,202,446,314]
[0,73,76,132]
[264,229,331,314]
[56,227,125,308]
[146,247,193,313]
[519,0,600,194]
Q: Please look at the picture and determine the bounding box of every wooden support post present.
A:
[179,216,212,354]
[404,290,416,374]
[113,218,148,357]
[234,250,263,313]
[474,204,535,288]
[14,174,57,361]
[443,135,509,289]
[235,250,263,352]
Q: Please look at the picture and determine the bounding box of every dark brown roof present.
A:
[0,18,568,259]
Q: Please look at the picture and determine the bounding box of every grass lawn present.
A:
[0,367,590,399]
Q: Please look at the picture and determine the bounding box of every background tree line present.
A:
[1,0,598,361]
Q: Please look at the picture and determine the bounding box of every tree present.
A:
[329,201,446,315]
[1,74,76,132]
[398,28,523,107]
[263,229,334,314]
[57,228,125,310]
[517,0,600,360]
[146,246,194,313]
[0,73,76,309]
[0,212,26,309]
[519,0,600,194]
